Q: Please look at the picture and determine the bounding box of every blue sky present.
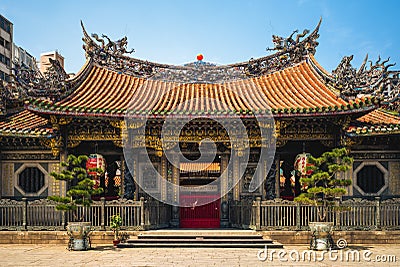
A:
[1,0,399,74]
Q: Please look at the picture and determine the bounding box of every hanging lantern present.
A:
[294,152,313,176]
[86,154,106,187]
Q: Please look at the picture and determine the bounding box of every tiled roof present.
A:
[26,59,376,118]
[180,162,220,173]
[347,109,400,136]
[0,110,52,137]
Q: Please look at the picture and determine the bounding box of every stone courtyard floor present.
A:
[0,244,399,267]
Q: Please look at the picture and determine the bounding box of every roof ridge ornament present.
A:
[81,21,135,58]
[80,20,323,80]
[0,57,69,113]
[330,54,399,111]
[244,18,322,77]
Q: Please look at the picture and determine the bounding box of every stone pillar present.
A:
[172,153,180,204]
[275,155,281,198]
[170,152,180,228]
[220,154,229,228]
[134,151,139,201]
[120,155,125,197]
[220,154,229,200]
[59,150,68,197]
[160,154,168,202]
[232,150,240,201]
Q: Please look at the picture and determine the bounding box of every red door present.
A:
[180,195,220,228]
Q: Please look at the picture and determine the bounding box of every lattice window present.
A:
[18,167,45,193]
[353,161,388,196]
[357,165,384,194]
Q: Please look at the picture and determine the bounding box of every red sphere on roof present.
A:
[197,54,204,61]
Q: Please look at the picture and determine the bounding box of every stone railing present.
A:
[0,197,171,231]
[231,197,400,231]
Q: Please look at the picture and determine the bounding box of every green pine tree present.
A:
[294,147,353,222]
[48,154,104,221]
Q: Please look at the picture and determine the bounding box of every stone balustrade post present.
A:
[335,197,341,230]
[296,202,301,230]
[22,197,27,231]
[140,197,145,229]
[100,197,106,231]
[254,197,261,231]
[375,197,381,230]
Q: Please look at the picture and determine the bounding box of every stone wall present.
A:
[0,230,399,245]
[388,161,400,195]
[0,231,139,245]
[263,231,400,245]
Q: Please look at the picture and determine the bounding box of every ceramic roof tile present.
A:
[26,60,375,118]
[0,110,52,137]
[347,109,400,136]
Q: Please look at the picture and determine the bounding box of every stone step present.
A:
[136,229,262,236]
[117,229,282,249]
[118,243,282,248]
[136,235,266,240]
[127,238,274,244]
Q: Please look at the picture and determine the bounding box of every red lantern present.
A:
[294,153,313,176]
[86,154,106,187]
[196,54,203,61]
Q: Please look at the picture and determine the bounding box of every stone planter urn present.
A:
[309,222,334,250]
[66,222,92,251]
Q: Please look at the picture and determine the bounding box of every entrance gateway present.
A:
[180,195,220,228]
[179,162,221,228]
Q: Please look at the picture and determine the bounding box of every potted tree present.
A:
[110,214,122,246]
[48,154,104,251]
[294,147,353,250]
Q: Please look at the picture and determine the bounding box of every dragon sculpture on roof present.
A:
[0,57,69,114]
[81,19,322,81]
[330,54,399,112]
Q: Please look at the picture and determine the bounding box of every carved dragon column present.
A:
[122,150,137,200]
[263,156,277,200]
[274,155,281,199]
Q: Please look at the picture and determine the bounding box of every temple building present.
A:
[0,19,399,228]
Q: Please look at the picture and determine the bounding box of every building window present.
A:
[353,161,388,196]
[0,37,10,50]
[5,56,10,67]
[0,16,11,33]
[0,70,9,82]
[18,167,45,193]
[357,165,384,194]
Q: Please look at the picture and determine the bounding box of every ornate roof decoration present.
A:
[0,58,69,111]
[80,19,322,82]
[329,54,398,105]
[244,19,321,77]
[151,61,248,83]
[380,71,400,112]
